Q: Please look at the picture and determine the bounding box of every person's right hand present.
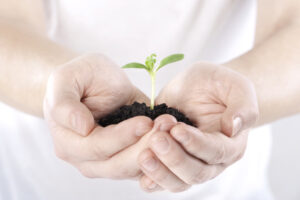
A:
[43,54,153,179]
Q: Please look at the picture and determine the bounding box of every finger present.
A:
[76,159,143,179]
[153,114,177,132]
[50,125,98,162]
[170,123,248,165]
[51,116,153,162]
[87,116,153,159]
[148,131,223,185]
[139,175,164,193]
[138,149,190,193]
[44,70,94,136]
[220,72,259,137]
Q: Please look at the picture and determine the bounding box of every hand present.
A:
[137,62,259,192]
[43,54,153,179]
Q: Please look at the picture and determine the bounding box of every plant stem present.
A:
[150,72,156,110]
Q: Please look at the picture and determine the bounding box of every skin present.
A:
[138,0,300,192]
[0,0,300,193]
[43,54,155,179]
[138,64,257,192]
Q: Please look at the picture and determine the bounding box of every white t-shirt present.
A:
[0,0,273,199]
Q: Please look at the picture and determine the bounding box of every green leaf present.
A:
[156,54,184,72]
[122,62,148,70]
[145,53,157,71]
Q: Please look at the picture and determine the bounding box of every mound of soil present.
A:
[98,101,195,127]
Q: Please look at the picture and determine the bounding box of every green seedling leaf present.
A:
[122,62,148,70]
[122,53,184,110]
[145,54,157,71]
[156,54,184,72]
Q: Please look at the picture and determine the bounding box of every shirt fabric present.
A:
[0,0,273,199]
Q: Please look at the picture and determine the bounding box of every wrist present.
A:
[222,56,252,76]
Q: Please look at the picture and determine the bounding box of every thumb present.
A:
[153,114,177,132]
[44,72,94,137]
[49,99,94,136]
[221,100,259,137]
[220,70,259,137]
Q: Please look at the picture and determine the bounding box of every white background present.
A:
[268,114,300,200]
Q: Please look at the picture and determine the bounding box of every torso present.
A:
[0,1,273,199]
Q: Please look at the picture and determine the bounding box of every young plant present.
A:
[122,53,184,110]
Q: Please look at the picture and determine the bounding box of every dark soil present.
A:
[98,101,195,127]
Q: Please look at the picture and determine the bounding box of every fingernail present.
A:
[151,136,170,154]
[232,117,242,136]
[142,157,158,172]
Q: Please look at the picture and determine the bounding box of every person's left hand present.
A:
[136,62,259,192]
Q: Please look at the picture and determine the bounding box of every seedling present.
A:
[122,53,184,110]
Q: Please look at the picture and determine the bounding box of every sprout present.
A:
[122,53,184,110]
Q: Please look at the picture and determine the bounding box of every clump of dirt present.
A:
[98,101,195,127]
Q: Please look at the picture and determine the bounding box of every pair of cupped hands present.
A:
[43,54,259,193]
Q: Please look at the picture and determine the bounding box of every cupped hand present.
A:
[137,62,259,192]
[43,54,153,179]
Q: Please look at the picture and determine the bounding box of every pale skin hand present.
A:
[137,0,300,192]
[137,64,258,192]
[43,54,154,179]
[1,0,300,193]
[0,1,160,181]
[90,62,254,182]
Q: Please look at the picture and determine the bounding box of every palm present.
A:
[61,55,150,120]
[136,63,258,192]
[156,62,248,133]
